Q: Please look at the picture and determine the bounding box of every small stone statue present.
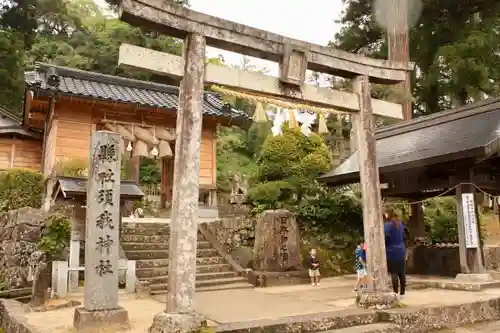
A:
[29,250,50,307]
[129,207,144,218]
[230,173,248,204]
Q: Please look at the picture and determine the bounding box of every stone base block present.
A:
[248,270,309,287]
[455,273,493,283]
[148,311,207,333]
[356,291,399,309]
[73,306,130,332]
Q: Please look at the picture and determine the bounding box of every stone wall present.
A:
[203,204,255,268]
[0,299,40,333]
[205,205,254,253]
[406,244,500,276]
[0,208,48,289]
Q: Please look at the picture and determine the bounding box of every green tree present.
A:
[0,30,24,112]
[333,0,500,115]
[247,126,331,211]
[139,158,161,185]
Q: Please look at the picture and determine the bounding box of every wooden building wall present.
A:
[0,138,42,171]
[45,98,217,186]
[53,103,93,163]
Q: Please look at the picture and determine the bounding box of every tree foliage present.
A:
[0,0,184,113]
[247,126,331,211]
[0,169,45,211]
[333,0,500,115]
[0,30,24,112]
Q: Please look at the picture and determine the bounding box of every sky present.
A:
[94,0,344,76]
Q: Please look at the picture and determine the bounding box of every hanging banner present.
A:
[461,193,479,249]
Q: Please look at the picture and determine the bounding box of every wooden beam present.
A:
[23,89,37,129]
[119,44,404,120]
[119,0,413,84]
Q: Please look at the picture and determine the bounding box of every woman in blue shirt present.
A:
[384,211,406,296]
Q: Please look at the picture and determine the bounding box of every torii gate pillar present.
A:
[149,33,207,333]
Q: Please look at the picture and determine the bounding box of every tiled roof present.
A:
[0,105,21,124]
[320,97,500,185]
[25,63,248,123]
[55,176,144,200]
[0,105,41,139]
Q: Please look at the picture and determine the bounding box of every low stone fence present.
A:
[407,244,500,276]
[0,299,40,333]
[205,205,500,277]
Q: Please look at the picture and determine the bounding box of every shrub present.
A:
[0,168,45,211]
[38,212,71,259]
[423,197,458,243]
[55,158,88,177]
[297,185,363,245]
[249,127,331,210]
[0,277,6,291]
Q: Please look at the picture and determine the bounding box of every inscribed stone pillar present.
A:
[352,76,396,307]
[73,131,129,332]
[455,183,490,282]
[148,33,207,333]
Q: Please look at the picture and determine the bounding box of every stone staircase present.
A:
[120,222,252,295]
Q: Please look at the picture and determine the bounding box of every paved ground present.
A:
[19,276,500,333]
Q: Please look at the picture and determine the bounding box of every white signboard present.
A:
[461,193,480,249]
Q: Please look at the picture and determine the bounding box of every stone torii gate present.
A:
[118,0,413,330]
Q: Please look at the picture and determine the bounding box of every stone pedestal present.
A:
[456,273,493,283]
[73,306,130,332]
[356,291,399,309]
[149,312,207,333]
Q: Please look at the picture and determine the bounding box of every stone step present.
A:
[120,233,206,243]
[196,282,254,292]
[121,240,212,251]
[136,256,226,268]
[152,282,254,296]
[121,223,171,235]
[136,263,233,278]
[141,271,239,284]
[12,295,31,304]
[125,248,218,260]
[120,234,169,243]
[319,323,400,333]
[149,276,250,293]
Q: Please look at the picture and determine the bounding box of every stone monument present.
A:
[73,131,129,332]
[253,210,302,271]
[28,250,50,307]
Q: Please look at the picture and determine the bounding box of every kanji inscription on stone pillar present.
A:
[84,133,121,310]
[73,131,129,333]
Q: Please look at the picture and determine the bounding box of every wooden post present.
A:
[409,203,426,241]
[353,76,395,304]
[127,155,140,183]
[349,115,358,153]
[149,33,206,332]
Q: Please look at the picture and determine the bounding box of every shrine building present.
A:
[320,97,500,277]
[0,63,248,211]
